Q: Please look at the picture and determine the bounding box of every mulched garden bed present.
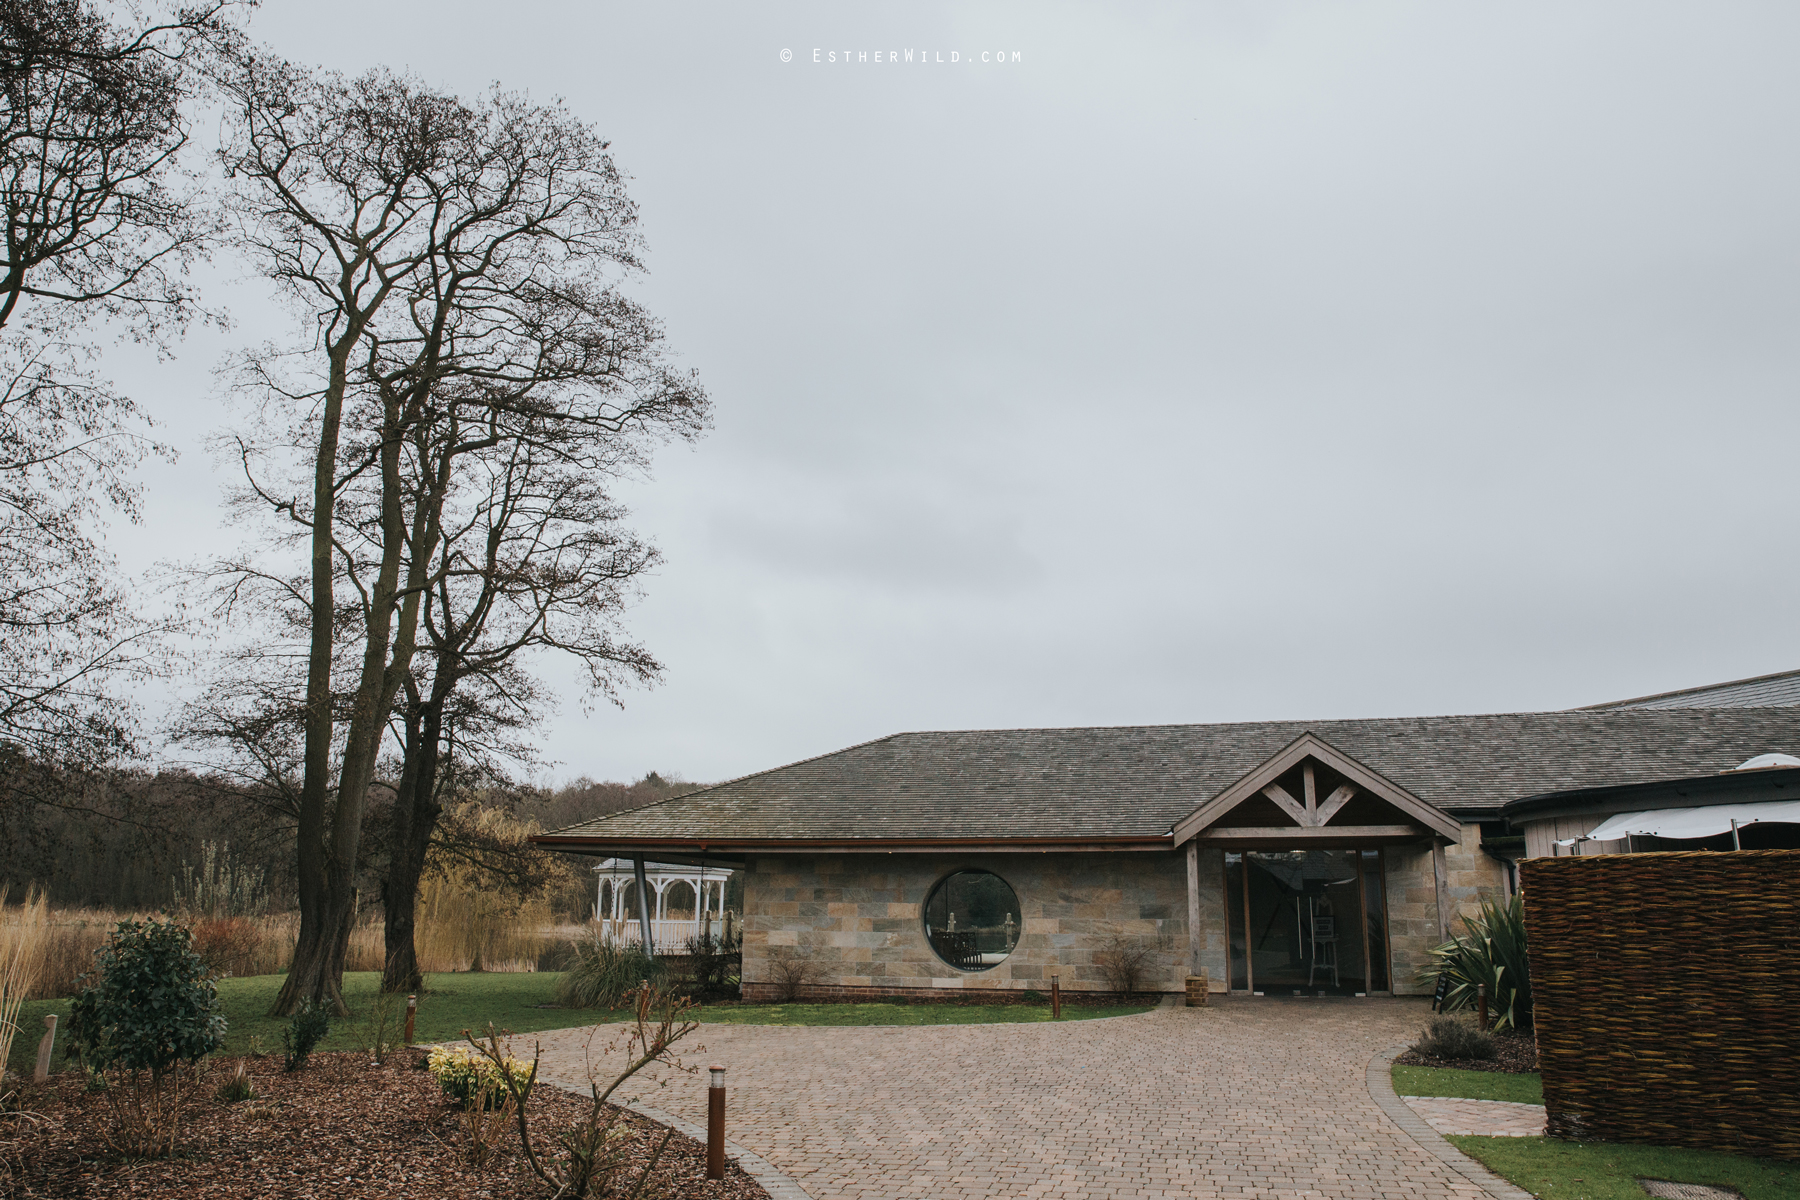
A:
[2,1051,769,1199]
[1393,1030,1540,1074]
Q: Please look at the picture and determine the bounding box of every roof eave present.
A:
[529,834,1177,856]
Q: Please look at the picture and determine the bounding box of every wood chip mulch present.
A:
[2,1052,771,1199]
[1393,1030,1540,1074]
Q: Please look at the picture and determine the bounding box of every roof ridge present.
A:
[876,707,1749,738]
[1576,666,1800,710]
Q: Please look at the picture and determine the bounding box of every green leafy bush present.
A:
[1418,893,1533,1032]
[282,1001,331,1071]
[68,920,226,1075]
[555,935,664,1010]
[1411,1014,1496,1060]
[66,919,226,1156]
[678,928,742,1002]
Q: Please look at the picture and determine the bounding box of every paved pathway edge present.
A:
[534,1072,816,1200]
[622,1096,817,1200]
[1366,1045,1537,1200]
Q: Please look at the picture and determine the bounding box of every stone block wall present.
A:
[739,838,1502,1000]
[1382,842,1440,994]
[1384,827,1509,994]
[741,851,1196,999]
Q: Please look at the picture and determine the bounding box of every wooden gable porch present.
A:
[1173,733,1464,994]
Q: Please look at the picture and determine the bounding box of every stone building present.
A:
[534,673,1800,1000]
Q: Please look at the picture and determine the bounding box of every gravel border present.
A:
[1366,1044,1536,1200]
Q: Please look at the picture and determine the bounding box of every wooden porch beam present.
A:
[1260,783,1312,826]
[1315,783,1358,825]
[1432,840,1452,942]
[1185,840,1202,978]
[1197,824,1424,842]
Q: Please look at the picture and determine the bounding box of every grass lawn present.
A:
[8,977,1152,1076]
[1450,1135,1799,1200]
[1393,1064,1544,1105]
[692,1002,1154,1026]
[9,971,572,1075]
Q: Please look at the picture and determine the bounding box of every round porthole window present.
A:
[923,869,1021,971]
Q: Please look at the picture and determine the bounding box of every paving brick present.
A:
[531,997,1498,1200]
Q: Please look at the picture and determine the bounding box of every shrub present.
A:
[427,1043,534,1109]
[463,987,698,1199]
[678,928,742,1002]
[1094,934,1156,997]
[352,982,403,1064]
[66,919,226,1157]
[214,1060,256,1104]
[1418,893,1533,1032]
[535,938,578,973]
[555,935,664,1010]
[1412,1014,1496,1060]
[190,917,264,979]
[282,1001,331,1071]
[765,945,817,1002]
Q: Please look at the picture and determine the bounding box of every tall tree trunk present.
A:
[271,342,351,1018]
[381,689,444,993]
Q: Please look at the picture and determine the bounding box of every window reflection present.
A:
[923,870,1020,971]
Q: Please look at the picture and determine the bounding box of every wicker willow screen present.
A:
[1519,849,1800,1162]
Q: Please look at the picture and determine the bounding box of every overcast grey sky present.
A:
[115,2,1800,785]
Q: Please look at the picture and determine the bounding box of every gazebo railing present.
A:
[593,917,722,949]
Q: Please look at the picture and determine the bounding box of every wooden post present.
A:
[404,995,417,1044]
[1431,840,1452,942]
[34,1014,56,1082]
[1050,971,1061,1019]
[1185,840,1202,978]
[1477,983,1489,1031]
[707,1065,726,1180]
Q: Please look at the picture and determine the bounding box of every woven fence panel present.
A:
[1520,849,1800,1161]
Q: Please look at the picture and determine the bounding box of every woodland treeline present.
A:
[0,766,695,914]
[0,0,710,1014]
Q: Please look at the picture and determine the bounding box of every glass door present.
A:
[1222,848,1390,995]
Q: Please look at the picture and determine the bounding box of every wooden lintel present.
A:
[1315,783,1358,825]
[1260,783,1312,826]
[1197,824,1424,842]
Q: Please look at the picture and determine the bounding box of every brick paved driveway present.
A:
[533,998,1498,1200]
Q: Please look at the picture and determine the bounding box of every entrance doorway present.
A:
[1224,848,1390,995]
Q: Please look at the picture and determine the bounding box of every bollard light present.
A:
[405,994,418,1045]
[707,1064,727,1180]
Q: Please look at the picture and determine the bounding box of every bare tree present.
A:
[378,420,666,992]
[214,58,708,1014]
[0,0,233,766]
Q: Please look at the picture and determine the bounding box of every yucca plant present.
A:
[1418,892,1533,1032]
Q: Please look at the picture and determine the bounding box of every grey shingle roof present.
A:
[543,709,1800,844]
[1581,667,1800,710]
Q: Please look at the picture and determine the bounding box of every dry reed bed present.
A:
[5,902,569,1000]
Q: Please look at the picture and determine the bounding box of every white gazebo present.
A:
[593,858,732,949]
